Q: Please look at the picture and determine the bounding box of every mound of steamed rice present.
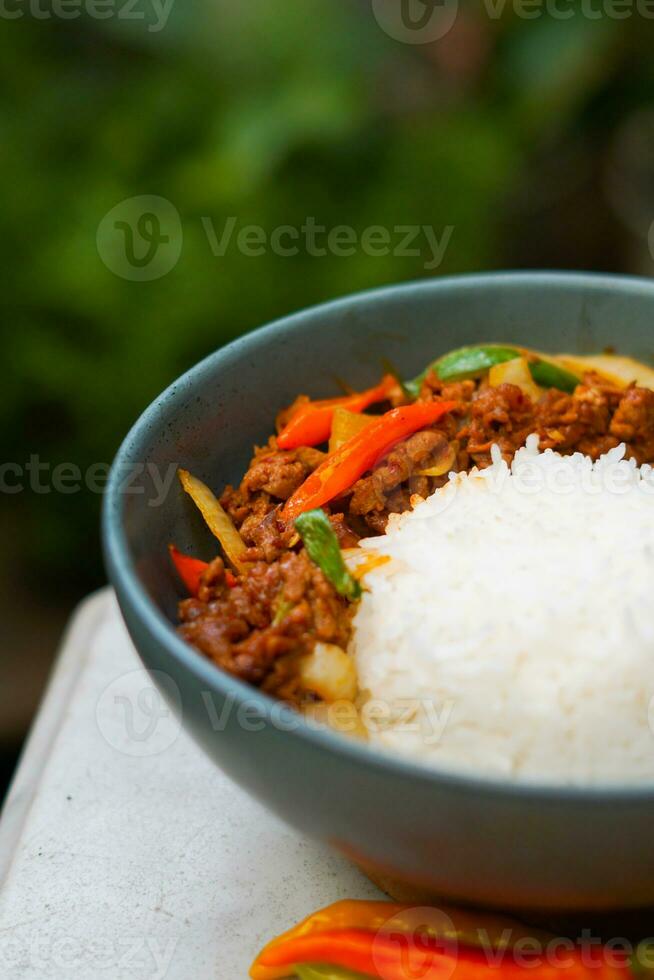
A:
[351,437,654,784]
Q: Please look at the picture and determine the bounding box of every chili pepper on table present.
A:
[252,927,629,980]
[252,901,555,958]
[282,400,458,522]
[277,375,397,450]
[168,545,209,596]
[295,509,361,601]
[250,901,630,980]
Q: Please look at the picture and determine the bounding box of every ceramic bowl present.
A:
[103,272,654,914]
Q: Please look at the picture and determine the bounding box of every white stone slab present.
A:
[0,589,379,979]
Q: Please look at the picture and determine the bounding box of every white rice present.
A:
[350,437,654,784]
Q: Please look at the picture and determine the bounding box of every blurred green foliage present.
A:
[2,0,654,593]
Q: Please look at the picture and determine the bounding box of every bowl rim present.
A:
[103,270,654,802]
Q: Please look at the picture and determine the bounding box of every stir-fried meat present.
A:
[532,382,617,459]
[221,440,326,561]
[417,373,629,463]
[242,445,322,499]
[419,374,476,407]
[178,552,350,701]
[349,429,450,527]
[460,383,535,464]
[609,385,654,463]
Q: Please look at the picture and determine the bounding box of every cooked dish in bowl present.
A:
[170,344,654,782]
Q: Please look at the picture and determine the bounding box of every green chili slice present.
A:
[529,359,579,393]
[436,345,522,381]
[295,509,362,602]
[405,345,520,396]
[405,344,580,397]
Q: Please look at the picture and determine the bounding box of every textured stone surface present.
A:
[0,590,379,979]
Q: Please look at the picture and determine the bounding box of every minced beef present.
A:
[220,441,326,562]
[178,551,351,702]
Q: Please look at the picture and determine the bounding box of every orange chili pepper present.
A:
[277,375,396,450]
[251,899,554,976]
[282,400,458,522]
[250,927,630,980]
[169,545,209,596]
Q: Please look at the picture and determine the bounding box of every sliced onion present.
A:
[556,353,654,391]
[488,356,542,401]
[328,408,377,454]
[178,468,248,575]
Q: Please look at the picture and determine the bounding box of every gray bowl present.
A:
[103,272,654,914]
